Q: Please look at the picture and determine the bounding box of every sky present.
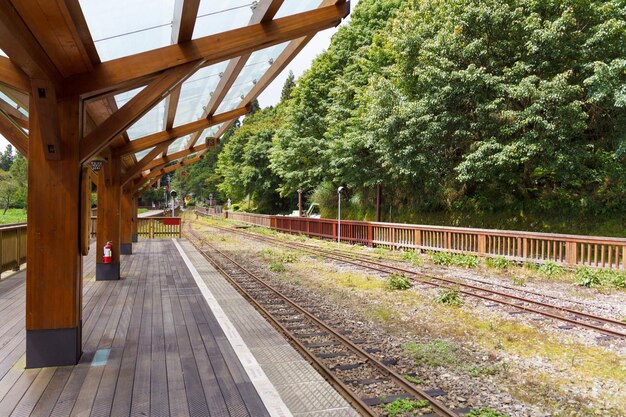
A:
[0,0,357,152]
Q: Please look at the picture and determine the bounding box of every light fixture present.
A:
[89,156,106,173]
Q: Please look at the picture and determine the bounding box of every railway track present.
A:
[185,227,466,417]
[194,219,626,340]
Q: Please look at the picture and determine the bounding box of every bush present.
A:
[576,267,626,289]
[388,273,412,290]
[538,261,564,277]
[485,256,511,270]
[435,288,462,306]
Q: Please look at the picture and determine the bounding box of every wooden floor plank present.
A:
[0,239,274,417]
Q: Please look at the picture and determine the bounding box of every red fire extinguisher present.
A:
[103,241,112,264]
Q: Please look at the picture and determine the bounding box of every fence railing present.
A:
[0,223,27,274]
[90,216,182,239]
[221,212,626,270]
[138,217,181,238]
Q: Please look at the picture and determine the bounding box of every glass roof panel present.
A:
[79,0,175,61]
[126,97,167,140]
[0,48,7,58]
[114,86,144,108]
[173,61,229,127]
[167,136,189,154]
[193,0,253,40]
[135,146,155,161]
[275,0,321,19]
[216,42,288,113]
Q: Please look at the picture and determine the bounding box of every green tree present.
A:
[280,70,296,101]
[0,144,14,171]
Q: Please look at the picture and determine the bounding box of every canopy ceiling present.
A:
[0,0,349,191]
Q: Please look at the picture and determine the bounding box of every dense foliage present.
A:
[171,0,626,234]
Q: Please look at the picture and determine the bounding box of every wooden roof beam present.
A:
[62,3,350,99]
[121,142,172,186]
[163,0,201,132]
[0,1,64,89]
[80,60,204,163]
[114,105,249,157]
[0,108,28,157]
[0,57,30,93]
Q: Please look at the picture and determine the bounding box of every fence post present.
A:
[565,241,577,266]
[414,228,421,250]
[367,223,374,247]
[478,235,486,256]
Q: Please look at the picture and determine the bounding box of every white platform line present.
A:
[172,239,293,417]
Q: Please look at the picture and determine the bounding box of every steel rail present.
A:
[200,222,626,339]
[185,227,461,417]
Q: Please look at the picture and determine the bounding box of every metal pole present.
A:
[337,186,344,245]
[298,189,303,217]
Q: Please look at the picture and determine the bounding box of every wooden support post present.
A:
[26,97,82,368]
[132,196,139,243]
[96,156,121,280]
[120,187,133,254]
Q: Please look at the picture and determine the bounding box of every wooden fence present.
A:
[222,212,626,270]
[0,223,27,274]
[91,217,181,239]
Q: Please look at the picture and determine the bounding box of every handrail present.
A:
[219,211,626,270]
[0,222,27,275]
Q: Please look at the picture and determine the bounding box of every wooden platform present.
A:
[0,239,269,417]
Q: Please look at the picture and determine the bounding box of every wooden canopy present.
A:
[0,0,349,187]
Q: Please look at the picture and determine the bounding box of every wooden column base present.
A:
[120,243,132,254]
[96,263,120,280]
[26,325,82,368]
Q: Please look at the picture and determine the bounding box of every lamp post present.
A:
[297,189,303,217]
[337,186,344,245]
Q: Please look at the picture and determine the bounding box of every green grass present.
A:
[430,251,479,268]
[137,208,149,214]
[576,267,626,289]
[404,340,460,367]
[485,256,512,270]
[0,208,26,225]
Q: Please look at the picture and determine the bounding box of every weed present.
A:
[269,262,286,273]
[431,251,452,266]
[511,276,526,286]
[576,267,602,287]
[601,269,626,289]
[453,254,480,268]
[538,261,564,277]
[403,374,424,385]
[435,288,462,306]
[383,399,430,416]
[404,340,459,367]
[466,407,508,417]
[401,250,424,266]
[485,256,511,269]
[281,253,298,263]
[388,273,412,290]
[575,267,626,289]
